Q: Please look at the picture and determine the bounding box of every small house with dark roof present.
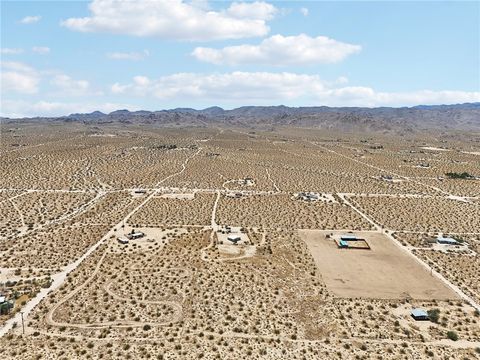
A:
[227,235,241,244]
[411,308,429,321]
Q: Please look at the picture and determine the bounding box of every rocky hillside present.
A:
[3,103,480,133]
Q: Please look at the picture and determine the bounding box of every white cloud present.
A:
[1,99,139,118]
[32,46,50,54]
[111,82,129,94]
[50,74,90,95]
[107,50,149,61]
[1,61,40,94]
[110,72,324,101]
[61,0,276,41]
[20,15,41,24]
[226,1,277,20]
[300,7,309,16]
[109,71,480,107]
[1,48,24,55]
[192,34,361,66]
[0,61,96,98]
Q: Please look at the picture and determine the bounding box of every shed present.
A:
[341,234,357,241]
[411,308,429,321]
[338,240,349,248]
[0,296,5,304]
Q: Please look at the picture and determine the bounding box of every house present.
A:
[296,192,320,202]
[126,231,145,240]
[227,235,241,244]
[304,193,319,201]
[341,234,358,241]
[239,177,254,186]
[411,308,429,321]
[117,237,129,244]
[437,236,458,245]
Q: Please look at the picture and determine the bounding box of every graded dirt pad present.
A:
[300,230,457,300]
[217,194,374,230]
[350,196,480,233]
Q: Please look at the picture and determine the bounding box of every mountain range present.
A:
[3,103,480,133]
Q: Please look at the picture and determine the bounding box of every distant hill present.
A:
[2,103,480,133]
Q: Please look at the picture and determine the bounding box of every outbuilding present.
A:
[117,237,129,244]
[338,240,349,248]
[411,308,429,321]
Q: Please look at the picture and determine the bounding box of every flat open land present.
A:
[1,122,479,359]
[301,230,457,300]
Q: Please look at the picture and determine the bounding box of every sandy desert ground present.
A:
[0,122,479,359]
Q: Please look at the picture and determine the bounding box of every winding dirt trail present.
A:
[0,147,205,338]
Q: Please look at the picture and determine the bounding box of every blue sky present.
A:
[1,0,479,117]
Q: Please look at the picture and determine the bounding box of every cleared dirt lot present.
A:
[300,230,457,300]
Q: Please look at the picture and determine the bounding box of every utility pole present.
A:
[20,311,25,335]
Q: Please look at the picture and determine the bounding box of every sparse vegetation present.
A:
[0,123,479,360]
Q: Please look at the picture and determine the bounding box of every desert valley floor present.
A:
[0,121,479,359]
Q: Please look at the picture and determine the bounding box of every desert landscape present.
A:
[2,0,479,357]
[0,116,479,359]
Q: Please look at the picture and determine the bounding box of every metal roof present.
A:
[437,236,458,244]
[341,234,357,240]
[0,296,5,303]
[411,308,428,317]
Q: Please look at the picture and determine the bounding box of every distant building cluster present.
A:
[117,230,145,244]
[295,192,320,202]
[238,178,255,186]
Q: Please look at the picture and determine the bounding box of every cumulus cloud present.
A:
[110,72,323,101]
[0,60,94,97]
[20,15,41,24]
[61,0,276,41]
[107,50,149,61]
[1,48,24,55]
[192,34,361,66]
[1,61,40,94]
[32,46,50,54]
[226,1,277,20]
[1,99,138,118]
[300,7,309,16]
[109,71,480,107]
[50,74,90,95]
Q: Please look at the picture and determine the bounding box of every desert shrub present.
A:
[427,309,440,323]
[446,331,458,341]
